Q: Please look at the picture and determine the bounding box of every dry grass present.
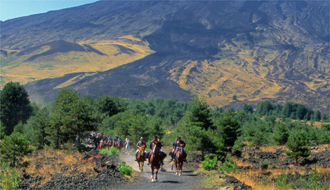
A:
[0,36,154,88]
[18,149,96,187]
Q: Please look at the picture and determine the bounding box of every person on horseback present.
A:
[134,137,146,161]
[146,135,163,165]
[158,138,166,165]
[118,137,123,147]
[108,135,112,144]
[103,135,108,146]
[113,135,118,146]
[95,133,102,149]
[169,138,178,162]
[175,137,187,163]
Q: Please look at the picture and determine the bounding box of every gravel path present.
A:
[118,152,210,190]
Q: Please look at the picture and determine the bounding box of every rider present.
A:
[169,138,178,162]
[176,137,187,163]
[108,135,113,144]
[146,135,163,165]
[103,135,108,146]
[113,135,118,146]
[95,133,102,149]
[158,138,166,165]
[118,137,123,147]
[134,137,146,161]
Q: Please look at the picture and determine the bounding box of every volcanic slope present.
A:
[1,0,329,112]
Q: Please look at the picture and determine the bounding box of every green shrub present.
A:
[275,174,291,189]
[219,157,238,173]
[201,155,218,171]
[118,162,132,176]
[261,159,270,165]
[100,147,120,157]
[0,162,21,190]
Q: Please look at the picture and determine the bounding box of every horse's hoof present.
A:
[179,173,182,176]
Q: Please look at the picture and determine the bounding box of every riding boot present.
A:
[147,159,150,165]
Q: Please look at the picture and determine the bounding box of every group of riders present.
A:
[89,132,187,166]
[89,132,127,149]
[135,135,187,165]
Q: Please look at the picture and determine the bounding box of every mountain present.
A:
[1,0,329,112]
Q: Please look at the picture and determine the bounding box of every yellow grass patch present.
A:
[0,36,154,89]
[18,149,96,187]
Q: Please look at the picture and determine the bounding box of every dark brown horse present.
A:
[107,140,113,150]
[115,140,123,151]
[136,145,146,172]
[150,143,161,182]
[173,147,184,176]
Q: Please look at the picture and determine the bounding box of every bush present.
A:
[99,147,120,157]
[117,162,132,176]
[0,162,21,190]
[201,155,218,171]
[261,159,270,165]
[219,157,238,173]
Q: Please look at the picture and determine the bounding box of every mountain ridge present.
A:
[1,0,329,112]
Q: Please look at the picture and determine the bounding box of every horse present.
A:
[99,139,105,150]
[150,143,161,182]
[136,145,146,172]
[107,140,113,150]
[172,147,184,176]
[115,141,123,151]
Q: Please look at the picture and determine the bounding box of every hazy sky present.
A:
[0,0,99,21]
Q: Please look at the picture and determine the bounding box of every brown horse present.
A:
[115,141,123,151]
[136,145,146,172]
[99,139,105,150]
[173,147,184,176]
[150,143,161,182]
[107,140,113,150]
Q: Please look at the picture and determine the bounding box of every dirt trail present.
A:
[119,151,210,189]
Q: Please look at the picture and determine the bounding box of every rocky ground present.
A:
[229,145,330,189]
[19,149,130,189]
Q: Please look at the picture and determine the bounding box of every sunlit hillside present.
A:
[0,35,154,88]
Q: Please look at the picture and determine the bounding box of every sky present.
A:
[0,0,99,21]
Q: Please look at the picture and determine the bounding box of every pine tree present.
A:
[272,123,289,145]
[0,132,33,167]
[214,110,241,147]
[0,82,33,135]
[285,129,311,165]
[176,96,214,157]
[314,110,321,121]
[25,108,50,149]
[50,88,98,147]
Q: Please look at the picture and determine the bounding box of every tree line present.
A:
[1,81,329,166]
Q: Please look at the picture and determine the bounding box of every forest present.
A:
[1,81,329,164]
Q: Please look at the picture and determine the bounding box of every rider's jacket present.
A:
[136,141,146,147]
[108,137,112,142]
[175,140,186,148]
[118,138,123,145]
[103,136,107,141]
[113,137,118,142]
[149,140,162,149]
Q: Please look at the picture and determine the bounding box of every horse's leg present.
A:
[141,161,144,171]
[179,162,182,176]
[175,162,178,175]
[151,167,154,182]
[155,168,158,181]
